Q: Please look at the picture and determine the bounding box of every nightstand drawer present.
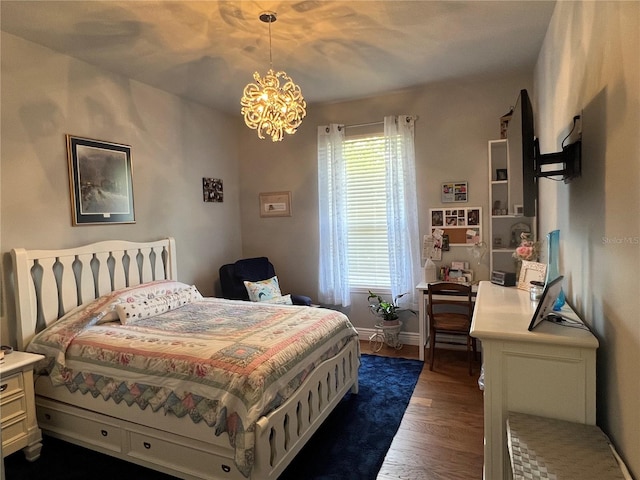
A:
[1,393,27,423]
[0,372,23,399]
[1,415,28,446]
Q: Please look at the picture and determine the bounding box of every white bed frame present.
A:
[11,238,359,480]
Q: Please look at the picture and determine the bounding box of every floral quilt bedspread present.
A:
[27,290,358,477]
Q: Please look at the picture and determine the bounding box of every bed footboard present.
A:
[252,337,360,479]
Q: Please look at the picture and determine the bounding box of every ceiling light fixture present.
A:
[240,11,306,142]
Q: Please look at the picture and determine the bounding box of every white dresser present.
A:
[470,281,598,480]
[1,350,44,476]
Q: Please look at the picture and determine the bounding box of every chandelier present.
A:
[240,12,306,142]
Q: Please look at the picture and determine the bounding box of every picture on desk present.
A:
[528,276,564,331]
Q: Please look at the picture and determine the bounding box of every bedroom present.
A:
[1,1,638,478]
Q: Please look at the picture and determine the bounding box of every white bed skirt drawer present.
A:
[127,430,245,480]
[36,403,121,453]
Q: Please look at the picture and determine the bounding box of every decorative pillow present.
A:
[261,294,293,305]
[94,280,196,324]
[116,285,202,324]
[244,276,282,302]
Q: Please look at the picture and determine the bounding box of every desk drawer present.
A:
[0,372,23,399]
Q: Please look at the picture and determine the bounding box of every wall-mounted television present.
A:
[508,89,582,218]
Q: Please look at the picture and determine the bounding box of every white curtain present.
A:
[317,124,350,307]
[384,115,420,308]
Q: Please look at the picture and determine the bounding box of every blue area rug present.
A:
[278,353,424,480]
[4,354,423,480]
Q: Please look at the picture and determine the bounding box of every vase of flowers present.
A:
[512,232,540,277]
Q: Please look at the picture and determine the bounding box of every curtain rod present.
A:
[344,121,383,129]
[343,116,418,130]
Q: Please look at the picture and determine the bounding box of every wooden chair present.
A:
[427,282,477,375]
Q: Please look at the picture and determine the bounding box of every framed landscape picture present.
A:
[67,135,135,225]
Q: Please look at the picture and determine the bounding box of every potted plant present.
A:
[367,290,407,326]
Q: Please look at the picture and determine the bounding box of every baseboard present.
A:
[356,328,470,351]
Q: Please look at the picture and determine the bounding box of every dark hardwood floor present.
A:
[364,342,485,480]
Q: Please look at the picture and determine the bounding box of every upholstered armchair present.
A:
[219,257,312,306]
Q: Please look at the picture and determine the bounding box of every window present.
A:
[343,133,391,289]
[318,117,418,308]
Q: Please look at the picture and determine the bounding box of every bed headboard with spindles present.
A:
[11,237,177,350]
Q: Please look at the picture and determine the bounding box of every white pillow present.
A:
[94,280,195,324]
[116,285,202,324]
[244,276,282,302]
[261,294,293,305]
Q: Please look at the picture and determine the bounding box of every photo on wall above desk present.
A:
[429,207,482,246]
[441,181,468,203]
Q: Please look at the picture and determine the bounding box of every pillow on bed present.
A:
[116,285,202,324]
[261,294,293,305]
[244,276,282,302]
[95,280,197,324]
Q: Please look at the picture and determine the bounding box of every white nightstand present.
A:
[1,350,44,475]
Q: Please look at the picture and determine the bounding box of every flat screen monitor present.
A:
[508,89,537,218]
[528,275,564,331]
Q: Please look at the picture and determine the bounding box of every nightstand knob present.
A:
[101,430,108,437]
[0,384,7,393]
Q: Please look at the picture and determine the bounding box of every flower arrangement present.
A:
[512,232,540,262]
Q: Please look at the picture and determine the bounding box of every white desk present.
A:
[415,281,477,361]
[470,281,598,480]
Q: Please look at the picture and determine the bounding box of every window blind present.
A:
[343,134,390,289]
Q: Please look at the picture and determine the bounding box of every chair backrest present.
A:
[219,257,276,300]
[427,282,473,326]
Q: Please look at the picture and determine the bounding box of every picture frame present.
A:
[496,169,508,181]
[203,178,223,202]
[429,207,482,246]
[259,191,292,217]
[441,181,468,203]
[66,135,135,225]
[514,204,524,216]
[517,261,547,291]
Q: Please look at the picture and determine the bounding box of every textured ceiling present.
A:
[1,1,556,114]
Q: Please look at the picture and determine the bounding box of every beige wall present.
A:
[0,33,244,345]
[535,1,639,475]
[237,72,532,331]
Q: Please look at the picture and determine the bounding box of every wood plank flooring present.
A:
[364,342,485,480]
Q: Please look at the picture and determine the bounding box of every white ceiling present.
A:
[1,1,556,114]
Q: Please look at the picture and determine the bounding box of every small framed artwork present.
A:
[66,135,135,225]
[431,210,444,227]
[496,169,508,181]
[517,261,547,291]
[514,204,524,216]
[467,208,480,226]
[259,191,292,217]
[441,181,468,203]
[203,178,223,202]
